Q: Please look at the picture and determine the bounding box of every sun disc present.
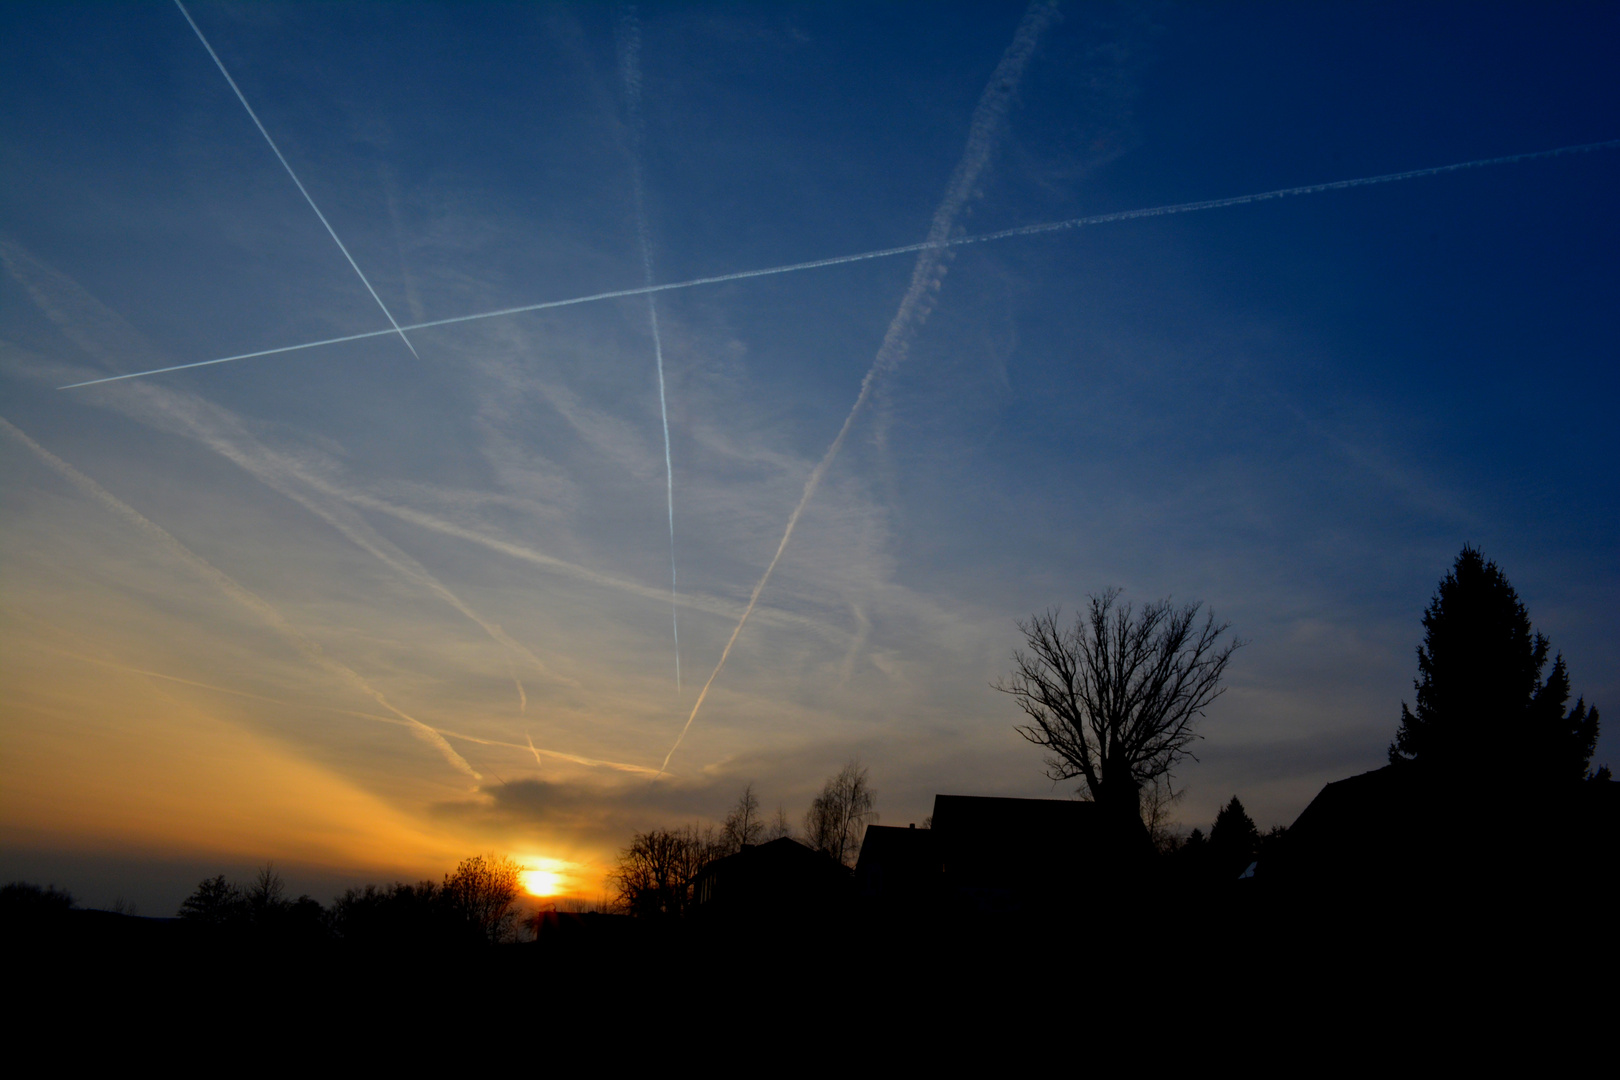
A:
[521,869,561,897]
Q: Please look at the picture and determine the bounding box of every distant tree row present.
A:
[173,855,525,947]
[0,881,75,919]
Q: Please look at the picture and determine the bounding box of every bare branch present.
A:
[994,591,1242,824]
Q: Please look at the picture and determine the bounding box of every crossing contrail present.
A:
[58,136,1620,392]
[1,415,480,784]
[620,4,682,693]
[655,0,1062,777]
[172,0,420,362]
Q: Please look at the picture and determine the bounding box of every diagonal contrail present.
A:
[1,415,480,784]
[620,4,681,693]
[172,0,420,362]
[655,0,1062,777]
[58,136,1620,392]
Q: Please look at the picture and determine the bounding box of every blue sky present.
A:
[3,1,1616,909]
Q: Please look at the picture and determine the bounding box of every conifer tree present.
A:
[1209,795,1259,877]
[1389,546,1599,783]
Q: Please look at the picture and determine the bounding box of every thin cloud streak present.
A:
[58,136,1620,390]
[620,4,682,692]
[324,483,850,644]
[23,636,656,777]
[4,239,556,708]
[19,636,424,728]
[656,0,1062,776]
[1,416,481,784]
[148,397,560,703]
[171,0,421,362]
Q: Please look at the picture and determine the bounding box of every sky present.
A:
[3,0,1616,913]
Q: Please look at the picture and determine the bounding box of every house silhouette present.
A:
[857,794,1141,916]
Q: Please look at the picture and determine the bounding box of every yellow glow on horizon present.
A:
[521,868,562,896]
[0,631,464,875]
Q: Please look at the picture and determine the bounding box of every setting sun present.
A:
[521,869,562,897]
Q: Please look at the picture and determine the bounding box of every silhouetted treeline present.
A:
[2,854,548,962]
[159,855,533,950]
[0,881,74,919]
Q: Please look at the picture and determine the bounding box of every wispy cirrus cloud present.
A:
[2,415,481,783]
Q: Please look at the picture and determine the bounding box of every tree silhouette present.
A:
[1,882,74,919]
[611,827,718,917]
[723,783,764,852]
[763,804,794,841]
[178,874,246,927]
[1389,546,1600,783]
[996,592,1240,835]
[804,760,876,867]
[330,880,449,946]
[442,855,523,944]
[244,863,286,918]
[1209,796,1260,879]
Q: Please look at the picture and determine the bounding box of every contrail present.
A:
[31,630,650,775]
[656,0,1062,777]
[196,431,551,709]
[620,4,682,692]
[1,238,548,709]
[59,136,1620,391]
[172,0,420,362]
[0,416,480,783]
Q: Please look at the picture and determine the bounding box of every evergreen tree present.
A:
[1209,795,1259,877]
[1389,546,1600,783]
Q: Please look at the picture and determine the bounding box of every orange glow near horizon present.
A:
[521,867,563,897]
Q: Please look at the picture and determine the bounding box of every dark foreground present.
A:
[6,875,1606,1058]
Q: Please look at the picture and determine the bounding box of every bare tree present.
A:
[442,854,523,943]
[245,863,286,914]
[764,804,793,842]
[610,825,721,917]
[722,783,763,852]
[996,591,1240,833]
[1141,776,1184,855]
[803,760,877,867]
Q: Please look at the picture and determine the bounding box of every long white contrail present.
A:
[1,237,549,711]
[172,0,420,362]
[655,0,1062,777]
[0,416,480,783]
[59,136,1620,391]
[620,5,681,693]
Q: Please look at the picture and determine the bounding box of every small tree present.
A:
[723,783,764,853]
[1389,546,1601,783]
[1208,796,1260,878]
[763,805,793,842]
[244,863,287,917]
[996,592,1241,834]
[803,760,877,867]
[442,855,522,944]
[178,874,246,927]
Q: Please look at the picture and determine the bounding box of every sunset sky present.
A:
[3,1,1616,912]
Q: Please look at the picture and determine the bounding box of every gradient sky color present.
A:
[3,1,1616,913]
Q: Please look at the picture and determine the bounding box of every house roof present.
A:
[691,836,849,912]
